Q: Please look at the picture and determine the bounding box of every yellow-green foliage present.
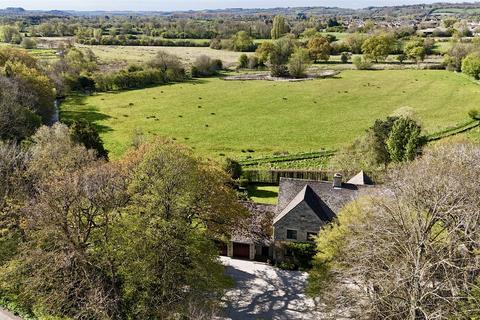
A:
[307,198,369,295]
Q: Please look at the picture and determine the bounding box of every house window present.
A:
[286,229,297,240]
[307,232,318,241]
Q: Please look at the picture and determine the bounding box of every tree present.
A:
[361,33,395,63]
[147,50,185,80]
[271,16,288,39]
[444,42,473,72]
[68,119,109,159]
[232,31,255,52]
[0,47,38,70]
[386,117,424,163]
[0,76,42,141]
[309,142,480,319]
[288,47,311,78]
[306,36,331,62]
[369,116,399,167]
[0,25,22,44]
[0,132,248,319]
[404,37,426,63]
[462,53,480,80]
[256,38,296,77]
[345,33,368,54]
[7,61,56,125]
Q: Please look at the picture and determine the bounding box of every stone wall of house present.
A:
[273,202,324,242]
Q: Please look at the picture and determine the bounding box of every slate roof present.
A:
[277,178,372,218]
[347,171,374,186]
[274,185,335,224]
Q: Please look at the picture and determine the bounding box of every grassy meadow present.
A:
[78,44,250,67]
[61,69,480,160]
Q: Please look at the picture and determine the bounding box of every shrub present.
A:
[352,56,373,70]
[248,56,259,69]
[191,55,223,77]
[462,53,480,80]
[20,38,36,49]
[288,48,311,78]
[340,52,350,63]
[238,54,248,68]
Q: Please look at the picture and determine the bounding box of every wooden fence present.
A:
[243,169,333,184]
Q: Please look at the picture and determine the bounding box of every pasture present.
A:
[61,69,480,160]
[78,44,250,67]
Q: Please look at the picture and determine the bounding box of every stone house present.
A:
[222,172,374,262]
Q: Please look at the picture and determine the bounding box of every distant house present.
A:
[222,172,375,262]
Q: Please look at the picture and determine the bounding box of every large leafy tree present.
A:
[0,129,247,319]
[309,142,480,319]
[306,36,331,62]
[361,33,395,63]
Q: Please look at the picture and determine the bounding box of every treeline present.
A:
[0,125,246,319]
[76,35,210,47]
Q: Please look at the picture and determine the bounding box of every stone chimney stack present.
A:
[333,173,343,188]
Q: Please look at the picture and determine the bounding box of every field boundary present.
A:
[427,119,480,141]
[239,150,336,167]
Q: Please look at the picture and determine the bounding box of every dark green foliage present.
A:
[370,116,399,167]
[282,242,317,271]
[68,119,109,159]
[238,54,249,68]
[386,117,425,162]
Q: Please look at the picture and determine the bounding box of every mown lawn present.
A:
[247,185,279,205]
[61,70,480,159]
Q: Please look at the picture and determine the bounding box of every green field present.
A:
[61,70,480,159]
[247,185,279,204]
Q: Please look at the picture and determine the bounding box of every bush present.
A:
[462,53,480,80]
[352,56,373,70]
[248,56,260,69]
[281,242,317,270]
[288,48,311,78]
[20,38,36,49]
[191,55,223,77]
[238,54,248,68]
[340,52,350,63]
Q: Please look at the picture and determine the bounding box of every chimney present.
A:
[333,173,343,189]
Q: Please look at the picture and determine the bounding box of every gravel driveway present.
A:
[220,257,322,320]
[0,309,22,320]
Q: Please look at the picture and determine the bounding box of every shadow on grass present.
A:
[248,185,278,203]
[60,94,113,134]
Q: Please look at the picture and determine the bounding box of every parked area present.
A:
[220,257,323,320]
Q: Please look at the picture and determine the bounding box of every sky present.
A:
[0,0,468,11]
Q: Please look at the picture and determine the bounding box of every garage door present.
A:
[233,243,250,259]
